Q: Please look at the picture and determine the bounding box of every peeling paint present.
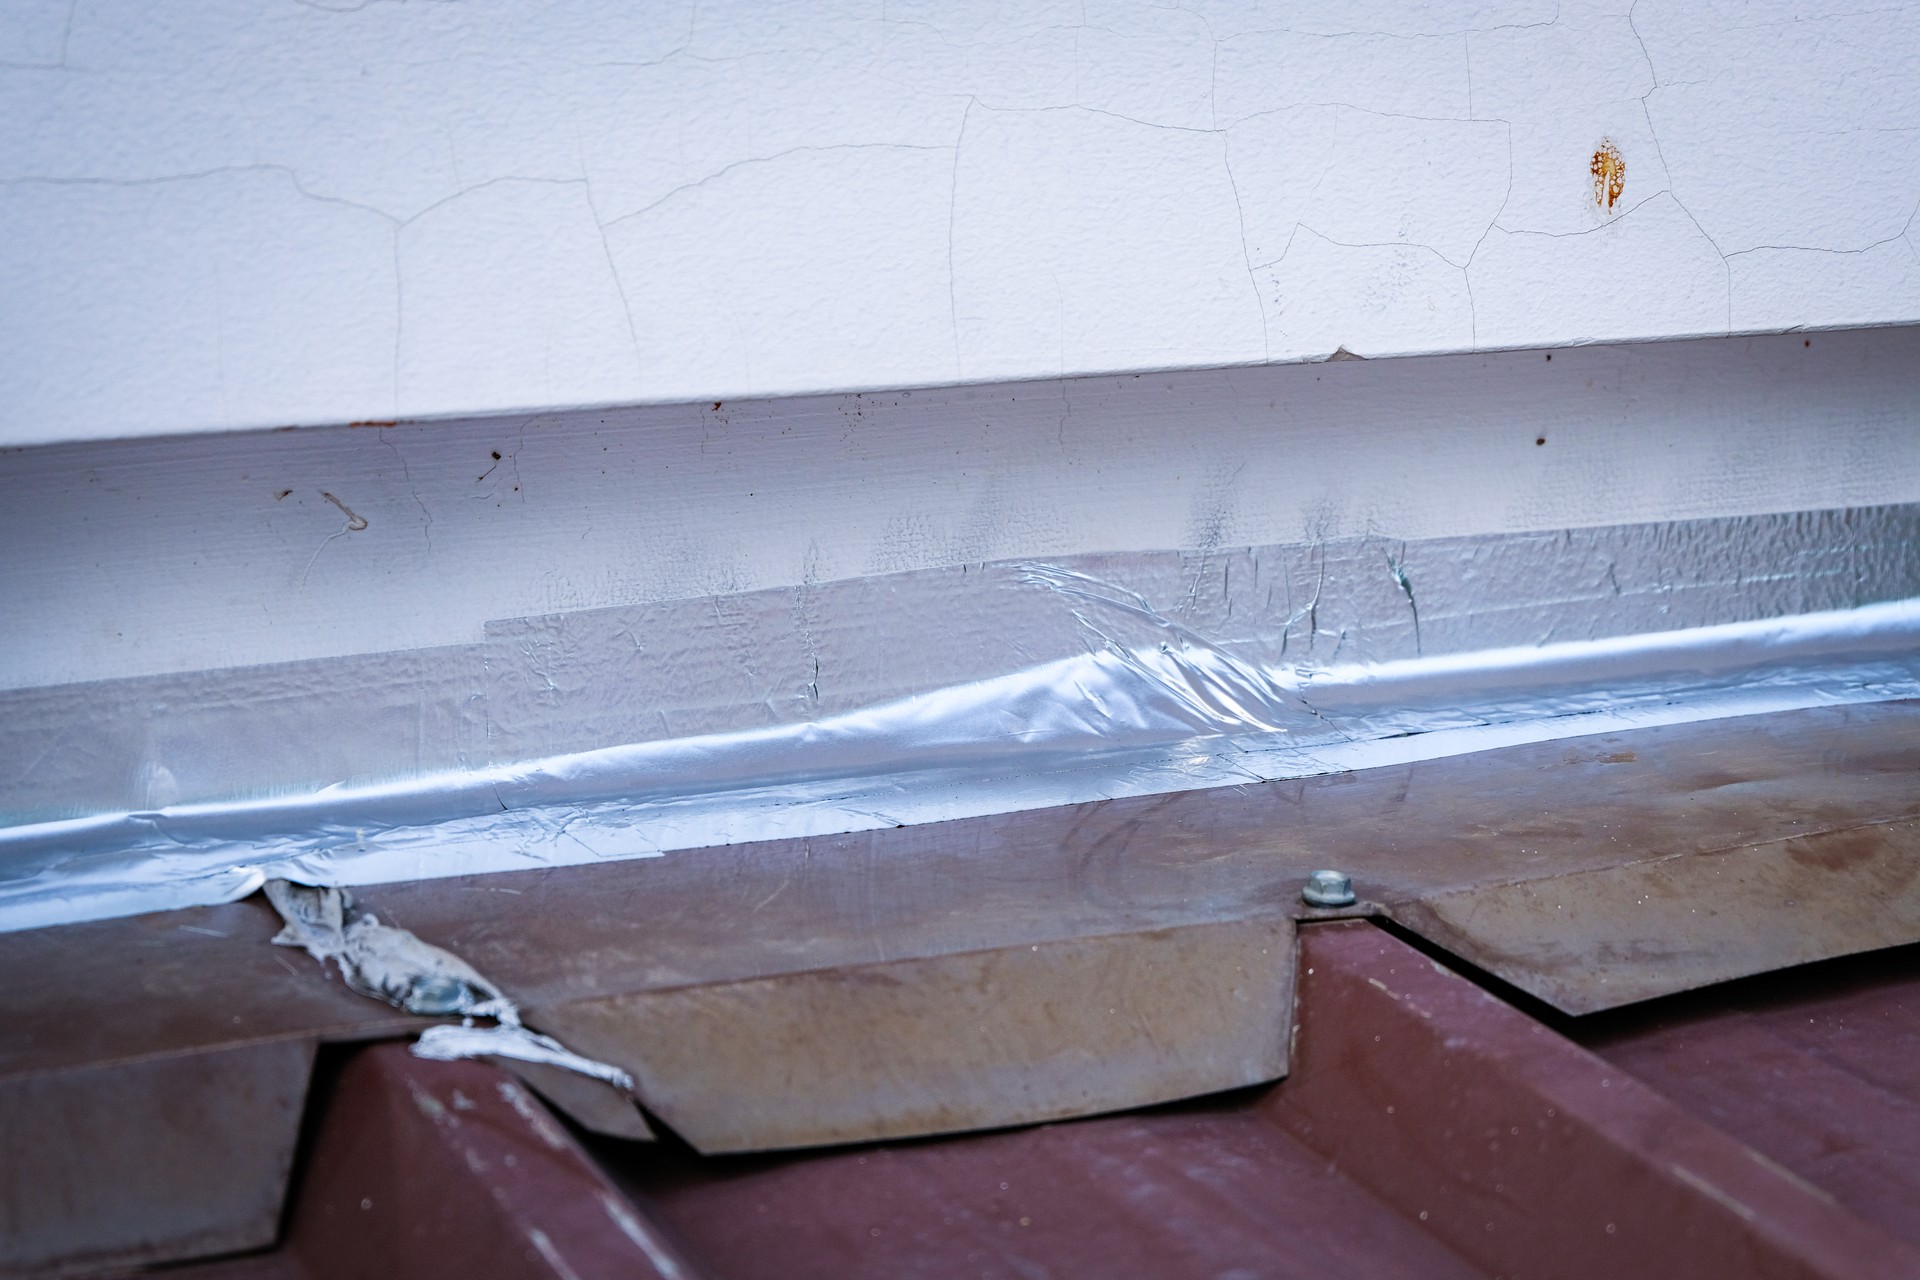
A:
[1591,139,1626,213]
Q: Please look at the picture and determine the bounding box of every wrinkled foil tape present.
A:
[2,559,1916,933]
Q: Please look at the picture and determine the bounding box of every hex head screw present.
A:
[1301,869,1356,908]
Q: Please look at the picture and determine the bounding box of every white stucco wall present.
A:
[2,0,1917,445]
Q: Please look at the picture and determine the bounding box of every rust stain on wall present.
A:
[1591,141,1626,213]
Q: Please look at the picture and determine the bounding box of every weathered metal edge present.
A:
[531,915,1298,1154]
[1387,817,1920,1015]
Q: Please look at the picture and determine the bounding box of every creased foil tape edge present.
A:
[2,594,1917,934]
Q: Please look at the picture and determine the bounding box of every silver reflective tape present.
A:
[2,580,1916,933]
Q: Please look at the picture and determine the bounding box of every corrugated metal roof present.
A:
[133,922,1920,1280]
[10,701,1920,1275]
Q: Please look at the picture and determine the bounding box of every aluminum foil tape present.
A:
[2,504,1919,932]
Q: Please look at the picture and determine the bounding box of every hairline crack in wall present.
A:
[2,0,1917,446]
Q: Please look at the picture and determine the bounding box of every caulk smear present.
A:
[302,492,370,584]
[321,492,368,531]
[264,880,634,1090]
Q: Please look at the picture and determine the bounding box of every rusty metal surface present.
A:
[1394,818,1920,1013]
[1580,943,1920,1249]
[91,919,1920,1280]
[369,700,1920,1021]
[0,1038,314,1277]
[547,918,1293,1152]
[339,700,1920,1154]
[276,1044,700,1280]
[1265,921,1920,1280]
[8,703,1909,1073]
[6,700,1920,1270]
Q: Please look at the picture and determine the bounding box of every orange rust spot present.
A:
[349,419,398,429]
[1590,141,1626,213]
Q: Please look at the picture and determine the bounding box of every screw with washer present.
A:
[1301,869,1356,908]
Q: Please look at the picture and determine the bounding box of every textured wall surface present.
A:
[5,327,1918,688]
[3,0,1917,444]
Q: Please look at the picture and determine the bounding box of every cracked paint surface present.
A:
[0,0,1916,443]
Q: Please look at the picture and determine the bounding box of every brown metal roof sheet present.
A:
[1581,943,1920,1250]
[9,700,1920,1272]
[139,922,1920,1280]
